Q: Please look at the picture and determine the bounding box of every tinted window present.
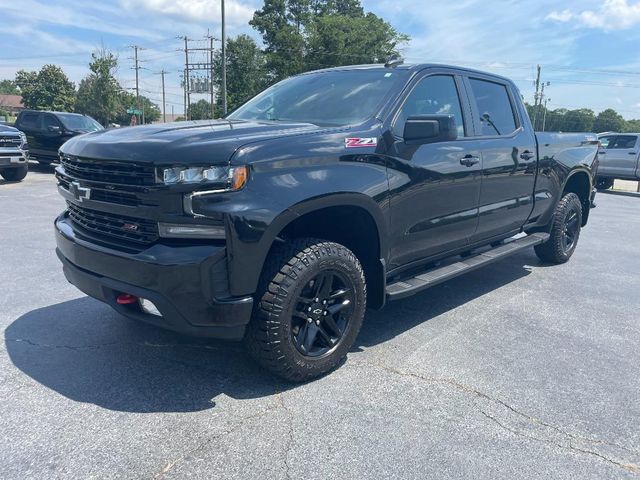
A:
[599,136,613,148]
[394,75,465,137]
[229,70,410,127]
[610,135,637,149]
[469,78,517,136]
[57,114,103,132]
[19,113,39,129]
[43,114,61,130]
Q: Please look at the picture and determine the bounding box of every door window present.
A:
[609,135,637,149]
[43,114,61,131]
[468,78,518,136]
[19,113,39,130]
[394,75,466,138]
[599,136,614,148]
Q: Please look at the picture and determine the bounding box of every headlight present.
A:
[18,132,27,146]
[160,166,248,191]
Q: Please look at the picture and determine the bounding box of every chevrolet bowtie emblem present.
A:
[69,181,91,202]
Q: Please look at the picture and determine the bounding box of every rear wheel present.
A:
[245,238,366,382]
[596,177,614,191]
[0,165,28,182]
[534,192,582,264]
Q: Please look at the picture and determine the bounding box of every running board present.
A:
[386,233,549,301]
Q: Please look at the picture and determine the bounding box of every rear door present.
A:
[386,71,482,268]
[41,113,66,160]
[464,75,537,242]
[598,135,639,178]
[16,112,41,154]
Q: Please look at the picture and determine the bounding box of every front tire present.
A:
[0,165,28,182]
[245,238,366,382]
[534,192,582,264]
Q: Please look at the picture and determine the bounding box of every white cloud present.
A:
[547,0,640,30]
[546,9,574,22]
[119,0,258,28]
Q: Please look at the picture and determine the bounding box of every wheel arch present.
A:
[562,169,592,226]
[264,193,388,309]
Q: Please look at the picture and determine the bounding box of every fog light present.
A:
[139,298,162,316]
[158,222,225,239]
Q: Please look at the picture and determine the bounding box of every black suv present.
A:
[15,110,103,164]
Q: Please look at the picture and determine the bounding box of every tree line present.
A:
[2,0,639,132]
[525,103,640,133]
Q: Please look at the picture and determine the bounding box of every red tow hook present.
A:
[116,293,139,305]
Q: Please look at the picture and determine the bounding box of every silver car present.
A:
[596,132,640,190]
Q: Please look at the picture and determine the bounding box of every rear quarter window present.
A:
[18,113,40,129]
[468,78,518,136]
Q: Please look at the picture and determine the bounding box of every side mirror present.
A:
[403,114,457,145]
[48,125,61,134]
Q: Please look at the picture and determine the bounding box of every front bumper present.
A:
[0,152,27,168]
[55,213,253,339]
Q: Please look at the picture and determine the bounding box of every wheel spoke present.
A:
[302,323,320,352]
[316,325,335,347]
[327,299,350,316]
[315,272,334,299]
[292,309,309,320]
[322,314,342,336]
[328,288,350,299]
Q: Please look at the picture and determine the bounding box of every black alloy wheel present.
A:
[291,270,354,358]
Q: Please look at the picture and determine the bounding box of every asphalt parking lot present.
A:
[1,166,639,479]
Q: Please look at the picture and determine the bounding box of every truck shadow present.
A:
[5,251,536,414]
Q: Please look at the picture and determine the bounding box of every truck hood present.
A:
[59,119,329,165]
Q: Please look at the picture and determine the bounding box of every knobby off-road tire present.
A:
[245,238,367,382]
[0,165,28,182]
[534,192,583,264]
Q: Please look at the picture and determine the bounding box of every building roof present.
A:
[0,94,24,109]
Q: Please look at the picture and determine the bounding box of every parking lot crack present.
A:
[5,337,119,350]
[348,360,639,473]
[152,401,286,479]
[278,392,295,480]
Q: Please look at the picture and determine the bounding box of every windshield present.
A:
[228,69,408,126]
[57,114,103,132]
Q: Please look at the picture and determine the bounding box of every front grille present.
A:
[60,155,156,186]
[57,175,141,207]
[0,136,22,147]
[67,203,158,245]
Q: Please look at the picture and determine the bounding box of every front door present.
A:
[465,76,537,241]
[598,135,639,179]
[386,73,482,269]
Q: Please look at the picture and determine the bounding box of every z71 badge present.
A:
[345,137,377,148]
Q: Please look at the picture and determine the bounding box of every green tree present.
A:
[75,51,121,125]
[112,90,161,125]
[593,108,626,133]
[0,79,19,95]
[15,65,75,111]
[250,0,408,81]
[188,99,215,120]
[214,34,269,112]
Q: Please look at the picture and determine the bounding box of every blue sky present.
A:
[1,0,640,118]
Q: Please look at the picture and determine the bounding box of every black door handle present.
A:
[599,151,606,154]
[460,155,480,167]
[629,152,637,155]
[519,151,535,161]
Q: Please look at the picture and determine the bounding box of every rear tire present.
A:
[534,192,582,264]
[245,238,366,382]
[0,165,28,182]
[596,178,614,191]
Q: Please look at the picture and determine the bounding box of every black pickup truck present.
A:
[54,63,599,381]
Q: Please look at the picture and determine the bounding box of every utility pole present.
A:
[129,45,144,124]
[542,97,551,132]
[210,35,215,118]
[532,64,541,130]
[221,0,227,115]
[155,70,168,123]
[180,36,191,120]
[535,81,550,131]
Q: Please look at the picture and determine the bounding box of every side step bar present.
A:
[386,232,549,301]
